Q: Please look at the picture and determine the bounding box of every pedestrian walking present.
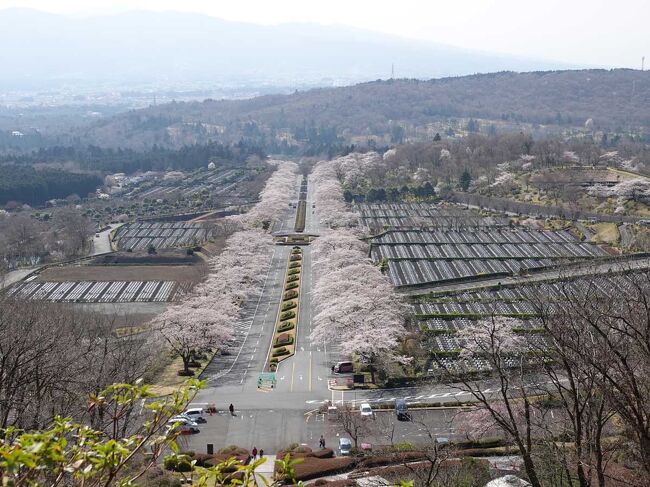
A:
[259,449,264,458]
[331,365,335,374]
[319,435,325,449]
[229,403,235,416]
[251,446,258,459]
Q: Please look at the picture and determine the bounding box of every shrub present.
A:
[218,446,249,456]
[291,457,357,482]
[289,254,302,261]
[289,261,301,268]
[281,301,297,311]
[311,448,334,459]
[273,349,291,358]
[280,311,296,320]
[275,333,293,346]
[283,290,299,300]
[288,268,301,275]
[285,282,299,290]
[286,275,299,283]
[163,454,193,472]
[277,322,295,332]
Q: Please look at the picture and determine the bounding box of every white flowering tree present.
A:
[155,302,233,375]
[310,231,408,383]
[240,160,298,228]
[436,316,543,487]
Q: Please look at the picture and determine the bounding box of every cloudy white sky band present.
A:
[0,0,647,67]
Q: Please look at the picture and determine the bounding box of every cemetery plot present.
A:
[8,280,178,303]
[356,202,509,229]
[113,221,213,251]
[123,168,248,201]
[370,228,607,287]
[415,273,641,374]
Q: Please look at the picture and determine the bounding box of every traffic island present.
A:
[266,246,303,372]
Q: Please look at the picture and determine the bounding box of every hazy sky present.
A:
[1,0,648,68]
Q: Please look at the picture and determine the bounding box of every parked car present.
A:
[333,361,353,373]
[339,437,352,456]
[395,399,409,421]
[183,407,207,423]
[167,417,200,434]
[359,403,373,418]
[169,416,199,428]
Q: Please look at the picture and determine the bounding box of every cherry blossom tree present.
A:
[154,301,233,375]
[311,159,363,228]
[310,230,408,382]
[436,316,543,487]
[239,160,298,228]
[155,227,274,375]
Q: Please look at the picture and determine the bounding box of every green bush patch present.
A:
[285,282,299,290]
[274,333,294,346]
[288,268,301,275]
[283,290,299,300]
[273,348,291,358]
[280,310,296,320]
[281,301,297,311]
[278,322,295,332]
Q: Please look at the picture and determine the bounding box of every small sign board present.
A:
[257,372,276,388]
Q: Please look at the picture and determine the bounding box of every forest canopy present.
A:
[0,165,102,206]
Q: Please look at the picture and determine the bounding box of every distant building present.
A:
[11,131,24,137]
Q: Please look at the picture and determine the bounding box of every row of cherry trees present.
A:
[310,156,408,382]
[310,155,369,228]
[239,160,299,227]
[154,229,274,374]
[155,161,298,374]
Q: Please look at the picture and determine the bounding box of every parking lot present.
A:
[180,405,458,455]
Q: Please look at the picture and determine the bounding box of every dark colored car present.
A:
[395,399,409,421]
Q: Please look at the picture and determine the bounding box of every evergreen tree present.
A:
[460,169,472,191]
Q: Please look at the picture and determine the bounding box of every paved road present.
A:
[91,223,123,255]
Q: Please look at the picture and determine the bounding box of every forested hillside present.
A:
[0,141,266,175]
[0,165,102,205]
[82,69,650,150]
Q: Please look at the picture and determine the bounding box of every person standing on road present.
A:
[319,435,325,449]
[229,403,235,416]
[251,446,258,459]
[259,449,264,458]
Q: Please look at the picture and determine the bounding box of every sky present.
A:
[0,0,648,68]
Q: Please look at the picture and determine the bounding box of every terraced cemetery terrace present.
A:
[369,227,608,288]
[8,280,179,303]
[122,168,249,200]
[356,202,509,229]
[415,273,644,375]
[113,221,213,251]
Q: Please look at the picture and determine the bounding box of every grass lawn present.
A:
[588,223,620,245]
[149,352,216,396]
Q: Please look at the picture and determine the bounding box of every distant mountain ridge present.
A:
[0,8,578,89]
[79,69,650,150]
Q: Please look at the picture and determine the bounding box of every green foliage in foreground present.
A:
[0,379,303,487]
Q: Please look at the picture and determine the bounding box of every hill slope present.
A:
[82,69,650,150]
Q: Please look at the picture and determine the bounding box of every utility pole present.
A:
[642,56,645,71]
[391,63,394,80]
